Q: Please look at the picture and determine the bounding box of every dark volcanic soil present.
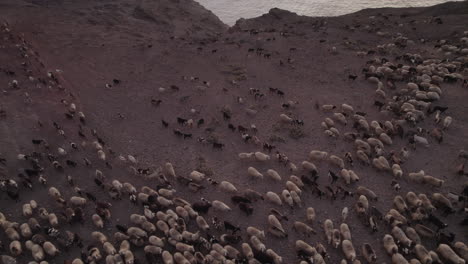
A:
[0,0,468,263]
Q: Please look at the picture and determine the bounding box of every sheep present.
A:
[394,195,409,213]
[48,187,61,200]
[302,161,318,174]
[242,243,254,259]
[289,175,304,188]
[327,127,340,137]
[266,192,282,206]
[247,167,263,179]
[28,218,40,231]
[268,214,286,234]
[380,133,393,145]
[20,223,32,238]
[141,221,156,233]
[331,229,341,248]
[362,243,377,263]
[443,116,452,130]
[219,181,237,193]
[239,152,255,160]
[295,240,317,256]
[333,113,347,125]
[255,152,270,161]
[414,224,435,238]
[103,242,117,255]
[266,249,283,264]
[291,191,302,207]
[405,227,421,245]
[92,231,108,244]
[164,162,177,178]
[414,135,429,147]
[355,139,371,153]
[324,118,335,128]
[408,170,425,183]
[175,242,194,253]
[324,128,336,137]
[212,243,227,256]
[154,221,169,237]
[357,186,378,201]
[127,227,147,238]
[342,240,356,261]
[157,196,173,207]
[306,207,316,224]
[429,251,443,264]
[293,221,316,236]
[323,219,334,244]
[225,245,241,259]
[329,155,345,168]
[368,137,384,148]
[182,231,198,242]
[175,206,189,221]
[356,195,369,214]
[286,181,302,195]
[144,245,162,256]
[341,169,351,185]
[280,113,294,123]
[189,170,205,182]
[282,190,294,207]
[356,150,370,164]
[405,192,422,208]
[454,242,468,262]
[48,213,58,227]
[392,226,413,248]
[23,203,33,217]
[9,241,22,256]
[357,119,370,132]
[250,235,266,252]
[342,207,349,222]
[169,228,183,242]
[414,244,433,264]
[30,243,45,261]
[392,253,410,264]
[119,240,130,254]
[247,226,265,239]
[266,169,282,181]
[322,104,336,112]
[418,194,436,212]
[310,150,328,161]
[195,216,210,231]
[373,156,391,170]
[422,175,444,187]
[340,223,352,241]
[244,189,264,201]
[393,164,403,178]
[162,250,174,264]
[342,104,354,113]
[70,196,87,206]
[383,234,398,255]
[122,250,135,264]
[431,193,453,211]
[158,188,175,199]
[0,255,17,264]
[97,150,106,161]
[5,228,20,241]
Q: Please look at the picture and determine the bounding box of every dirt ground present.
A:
[0,0,467,263]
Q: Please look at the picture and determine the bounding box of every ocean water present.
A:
[196,0,463,25]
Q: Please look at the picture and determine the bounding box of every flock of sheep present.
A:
[1,9,468,264]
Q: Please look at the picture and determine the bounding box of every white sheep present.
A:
[247,167,263,179]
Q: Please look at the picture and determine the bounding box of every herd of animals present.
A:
[1,6,468,264]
